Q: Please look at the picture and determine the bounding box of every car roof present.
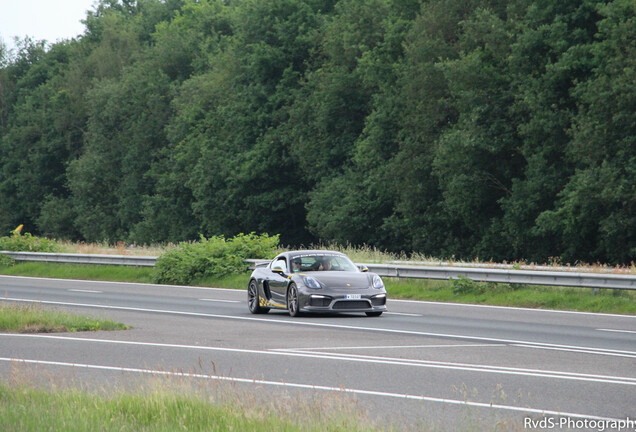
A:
[277,250,347,260]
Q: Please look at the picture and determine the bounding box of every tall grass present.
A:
[311,243,636,273]
[0,379,377,432]
[56,240,171,256]
[298,242,438,264]
[0,303,128,333]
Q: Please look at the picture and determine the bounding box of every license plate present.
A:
[345,294,361,300]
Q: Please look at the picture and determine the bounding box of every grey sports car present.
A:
[247,250,387,317]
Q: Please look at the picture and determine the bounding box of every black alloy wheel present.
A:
[287,283,300,317]
[248,280,269,314]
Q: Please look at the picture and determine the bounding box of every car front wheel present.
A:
[287,283,301,317]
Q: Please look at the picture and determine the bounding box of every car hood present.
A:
[305,271,371,289]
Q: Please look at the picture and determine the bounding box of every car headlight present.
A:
[373,275,384,289]
[303,276,322,289]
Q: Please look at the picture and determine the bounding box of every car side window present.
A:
[271,258,287,273]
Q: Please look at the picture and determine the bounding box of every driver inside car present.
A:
[291,258,302,273]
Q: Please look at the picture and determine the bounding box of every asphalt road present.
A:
[1,275,635,431]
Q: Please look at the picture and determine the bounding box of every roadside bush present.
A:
[0,254,15,267]
[485,282,525,293]
[152,233,279,285]
[451,276,484,295]
[0,232,60,252]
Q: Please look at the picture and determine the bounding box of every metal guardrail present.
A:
[1,251,157,267]
[358,263,636,291]
[243,259,636,291]
[3,252,636,290]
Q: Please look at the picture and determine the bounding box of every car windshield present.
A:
[289,254,358,273]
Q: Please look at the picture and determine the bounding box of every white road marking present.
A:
[389,298,636,319]
[4,297,636,358]
[0,275,241,292]
[271,343,501,351]
[276,348,636,386]
[514,344,636,359]
[68,289,102,293]
[2,334,636,386]
[4,274,635,319]
[199,299,240,303]
[597,328,636,335]
[0,356,625,423]
[384,311,422,317]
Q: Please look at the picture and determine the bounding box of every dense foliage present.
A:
[0,0,634,264]
[153,232,279,285]
[0,254,15,267]
[0,233,60,252]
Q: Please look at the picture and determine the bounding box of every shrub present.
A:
[152,233,279,285]
[0,254,15,267]
[0,232,60,252]
[485,282,525,293]
[451,275,484,295]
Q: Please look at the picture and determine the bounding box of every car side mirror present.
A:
[272,267,286,277]
[359,265,368,272]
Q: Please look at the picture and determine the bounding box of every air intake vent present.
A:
[333,300,370,310]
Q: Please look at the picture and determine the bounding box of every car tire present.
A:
[365,311,383,317]
[287,283,301,317]
[248,280,269,314]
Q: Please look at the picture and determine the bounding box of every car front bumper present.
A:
[299,288,387,313]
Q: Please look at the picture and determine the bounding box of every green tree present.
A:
[537,0,636,263]
[380,0,477,256]
[499,0,603,261]
[1,0,634,264]
[304,0,417,249]
[68,63,172,242]
[0,40,85,236]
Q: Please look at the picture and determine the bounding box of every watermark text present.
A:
[524,417,635,431]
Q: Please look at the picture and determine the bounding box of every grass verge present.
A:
[0,381,375,432]
[0,262,155,283]
[2,262,634,315]
[0,302,128,333]
[383,278,636,315]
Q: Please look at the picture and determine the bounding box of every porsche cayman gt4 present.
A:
[247,250,387,317]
